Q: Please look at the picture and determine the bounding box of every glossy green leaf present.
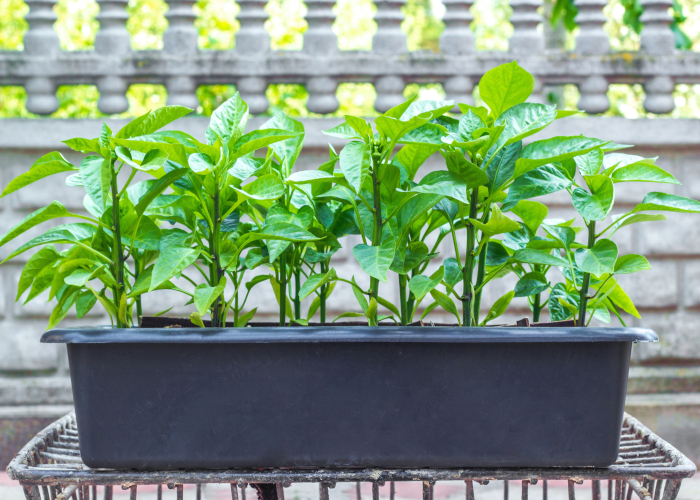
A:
[205,92,248,146]
[117,105,193,140]
[514,272,548,297]
[443,257,462,288]
[189,153,215,174]
[1,152,76,198]
[0,202,86,248]
[572,175,614,221]
[352,238,395,283]
[513,248,569,267]
[190,311,205,327]
[613,254,651,274]
[194,277,227,315]
[470,206,521,237]
[608,213,666,235]
[230,129,302,162]
[135,167,188,215]
[611,164,680,184]
[511,200,548,233]
[430,288,460,324]
[409,266,444,301]
[494,103,557,149]
[287,170,338,185]
[263,113,305,167]
[113,139,189,169]
[443,150,490,187]
[480,291,515,325]
[479,61,534,118]
[575,239,618,277]
[394,143,443,181]
[515,136,610,178]
[16,245,60,301]
[502,164,572,211]
[3,224,97,263]
[410,171,468,204]
[484,141,522,193]
[574,148,604,176]
[391,241,429,274]
[299,268,337,300]
[631,192,700,213]
[150,232,200,291]
[339,141,370,194]
[541,223,575,251]
[548,283,578,321]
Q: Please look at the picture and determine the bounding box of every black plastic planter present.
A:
[42,326,657,470]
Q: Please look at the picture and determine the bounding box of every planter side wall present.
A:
[68,339,632,469]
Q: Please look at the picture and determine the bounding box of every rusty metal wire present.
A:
[7,413,696,500]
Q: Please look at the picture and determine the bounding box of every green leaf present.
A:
[339,141,370,194]
[400,100,454,121]
[299,268,337,300]
[117,106,193,139]
[484,141,521,193]
[511,200,548,233]
[0,202,82,248]
[350,276,369,313]
[494,103,557,149]
[480,291,514,325]
[614,254,651,274]
[444,257,462,288]
[611,163,680,184]
[3,224,97,263]
[75,290,97,319]
[632,192,700,213]
[548,283,578,321]
[479,61,534,118]
[365,297,378,325]
[352,238,396,283]
[515,136,610,178]
[608,213,667,235]
[513,248,570,267]
[113,139,189,169]
[575,239,618,277]
[235,308,257,327]
[80,156,111,210]
[190,311,205,328]
[470,206,521,237]
[541,223,575,251]
[572,175,614,221]
[514,272,548,298]
[194,277,227,316]
[410,171,468,204]
[189,153,215,174]
[420,301,440,320]
[376,114,431,142]
[232,174,285,205]
[262,113,305,167]
[409,266,444,301]
[323,122,363,140]
[443,150,490,188]
[1,152,76,197]
[230,129,302,162]
[377,296,401,318]
[574,148,604,176]
[502,164,572,211]
[333,311,365,322]
[430,288,461,325]
[391,241,429,274]
[47,287,80,330]
[16,245,60,301]
[394,143,443,181]
[63,137,100,154]
[135,167,188,215]
[150,233,199,291]
[206,92,248,146]
[287,170,338,185]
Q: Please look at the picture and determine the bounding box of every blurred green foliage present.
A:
[0,0,699,118]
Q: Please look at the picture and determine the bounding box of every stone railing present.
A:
[1,0,699,116]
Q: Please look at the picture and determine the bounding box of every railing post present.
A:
[304,0,338,55]
[441,0,475,54]
[303,0,340,114]
[237,76,269,114]
[508,0,544,54]
[640,0,675,55]
[94,0,130,114]
[575,0,609,54]
[162,0,199,109]
[643,75,675,114]
[444,76,474,111]
[373,0,406,54]
[236,0,270,54]
[23,0,60,115]
[577,74,609,114]
[374,75,405,114]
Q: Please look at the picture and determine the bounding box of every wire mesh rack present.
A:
[6,412,696,500]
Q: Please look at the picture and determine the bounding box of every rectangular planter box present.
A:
[42,326,657,470]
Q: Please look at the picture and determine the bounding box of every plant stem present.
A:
[233,271,239,326]
[109,157,127,328]
[533,293,541,323]
[369,149,383,325]
[399,274,408,326]
[463,187,479,327]
[294,267,301,320]
[319,261,327,323]
[472,206,491,326]
[209,183,223,327]
[578,220,597,327]
[279,250,287,326]
[134,253,142,326]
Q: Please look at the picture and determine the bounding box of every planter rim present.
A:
[41,325,658,344]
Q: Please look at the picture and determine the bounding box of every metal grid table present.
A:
[7,412,696,500]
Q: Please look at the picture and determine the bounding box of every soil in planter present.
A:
[139,316,577,329]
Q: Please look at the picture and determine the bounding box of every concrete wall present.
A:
[1,116,700,375]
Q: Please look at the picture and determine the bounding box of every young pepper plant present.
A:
[318,97,456,325]
[0,106,194,328]
[436,61,613,327]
